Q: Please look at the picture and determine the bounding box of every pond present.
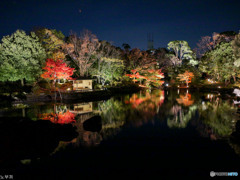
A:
[0,89,240,178]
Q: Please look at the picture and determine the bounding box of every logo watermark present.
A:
[0,175,13,179]
[210,171,238,177]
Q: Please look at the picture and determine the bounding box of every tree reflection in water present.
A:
[167,105,197,128]
[39,104,76,124]
[163,90,197,128]
[124,90,165,126]
[176,92,194,106]
[48,99,128,150]
[47,90,166,151]
[34,90,240,158]
[199,94,238,138]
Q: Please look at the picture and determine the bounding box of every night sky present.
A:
[0,0,239,50]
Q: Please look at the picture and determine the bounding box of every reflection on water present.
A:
[70,102,93,114]
[39,105,76,124]
[124,90,165,126]
[167,105,197,128]
[167,91,197,128]
[0,89,240,164]
[176,92,194,106]
[199,95,238,137]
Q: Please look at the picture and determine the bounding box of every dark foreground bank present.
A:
[0,117,239,179]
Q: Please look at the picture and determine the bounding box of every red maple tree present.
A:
[177,71,194,87]
[126,69,164,87]
[41,59,75,97]
[41,58,75,81]
[126,69,145,83]
[143,69,164,87]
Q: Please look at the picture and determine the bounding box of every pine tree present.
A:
[0,30,46,85]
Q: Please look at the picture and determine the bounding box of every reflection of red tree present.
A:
[39,111,76,124]
[125,94,148,108]
[125,90,165,127]
[176,93,194,106]
[125,91,164,108]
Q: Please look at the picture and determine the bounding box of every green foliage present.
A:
[0,30,46,84]
[34,28,65,57]
[188,59,199,66]
[51,29,65,40]
[90,58,124,86]
[88,40,125,86]
[167,40,196,66]
[232,33,240,67]
[199,101,237,137]
[167,105,197,128]
[199,42,237,83]
[99,98,127,128]
[168,64,201,85]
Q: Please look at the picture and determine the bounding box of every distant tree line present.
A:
[0,27,239,89]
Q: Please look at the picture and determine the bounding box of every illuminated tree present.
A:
[101,58,124,86]
[167,40,196,66]
[199,42,238,84]
[195,33,221,57]
[0,30,46,86]
[127,48,156,71]
[33,28,65,58]
[63,30,100,77]
[41,58,74,81]
[232,33,240,67]
[195,31,236,57]
[41,58,75,94]
[143,69,165,87]
[125,69,145,83]
[91,41,123,84]
[52,50,65,61]
[177,71,194,86]
[126,69,164,88]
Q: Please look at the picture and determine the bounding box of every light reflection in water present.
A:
[5,89,239,157]
[38,104,76,124]
[124,90,165,126]
[176,93,194,106]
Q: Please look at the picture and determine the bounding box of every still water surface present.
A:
[0,89,240,178]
